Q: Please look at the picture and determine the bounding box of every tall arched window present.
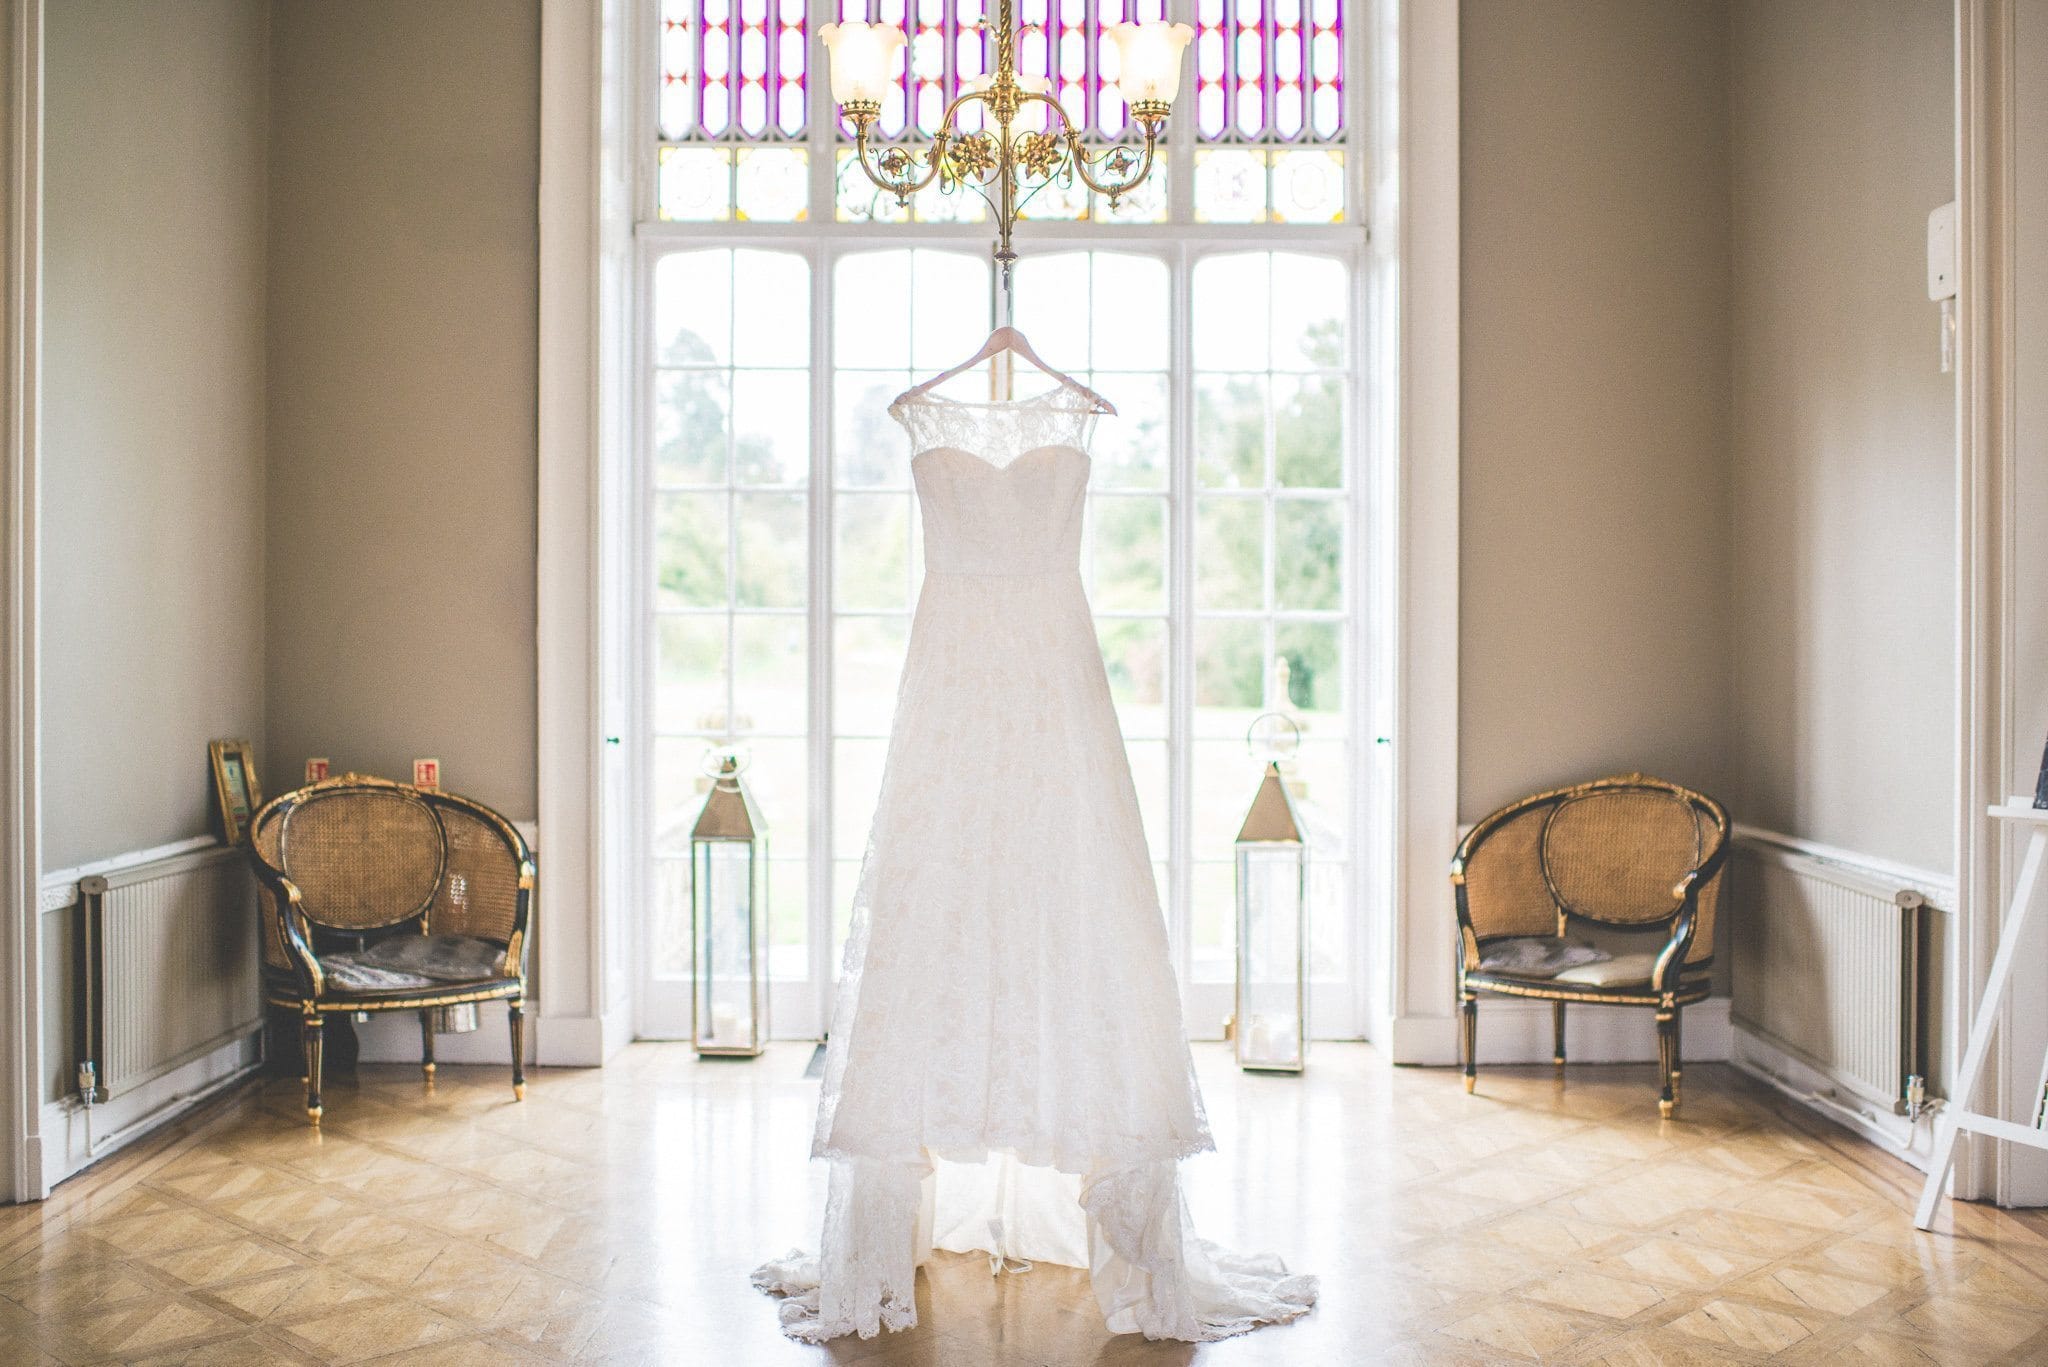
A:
[633,0,1366,1042]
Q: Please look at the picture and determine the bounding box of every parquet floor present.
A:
[2,1043,2047,1365]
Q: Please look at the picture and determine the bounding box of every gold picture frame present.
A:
[209,739,263,846]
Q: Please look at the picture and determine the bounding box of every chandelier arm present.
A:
[1062,126,1161,199]
[851,126,952,200]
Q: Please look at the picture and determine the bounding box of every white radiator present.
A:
[76,845,262,1099]
[1731,834,1935,1114]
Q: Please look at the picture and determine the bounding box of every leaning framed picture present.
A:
[209,739,263,846]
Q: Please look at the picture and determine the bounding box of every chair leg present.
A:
[1461,990,1478,1093]
[419,1010,437,1079]
[303,1014,325,1126]
[1553,1001,1567,1071]
[1670,1005,1684,1111]
[509,999,527,1101]
[1656,1007,1677,1119]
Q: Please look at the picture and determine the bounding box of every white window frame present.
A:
[542,0,1456,1064]
[625,0,1379,1043]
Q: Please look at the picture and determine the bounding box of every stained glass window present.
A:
[659,0,811,221]
[657,0,1349,224]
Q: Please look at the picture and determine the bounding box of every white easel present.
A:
[1915,799,2048,1229]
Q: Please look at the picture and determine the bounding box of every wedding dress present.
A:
[752,375,1318,1343]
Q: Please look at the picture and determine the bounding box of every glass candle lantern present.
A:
[691,751,769,1056]
[1234,721,1308,1072]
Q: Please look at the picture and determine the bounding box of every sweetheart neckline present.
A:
[910,444,1091,475]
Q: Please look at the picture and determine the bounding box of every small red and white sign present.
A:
[413,758,441,791]
[305,757,331,783]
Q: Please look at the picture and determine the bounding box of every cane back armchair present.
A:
[248,774,534,1123]
[1451,774,1729,1117]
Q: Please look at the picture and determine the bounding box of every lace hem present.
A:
[754,1152,1318,1344]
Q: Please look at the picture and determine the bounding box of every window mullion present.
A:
[808,238,836,1025]
[1167,239,1196,994]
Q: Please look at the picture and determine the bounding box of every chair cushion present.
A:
[1552,952,1662,987]
[323,934,506,992]
[1476,936,1612,979]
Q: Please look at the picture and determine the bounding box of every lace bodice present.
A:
[889,387,1098,578]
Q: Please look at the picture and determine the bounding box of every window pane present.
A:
[1275,620,1345,720]
[1273,499,1342,612]
[659,146,733,222]
[835,492,912,611]
[1092,261,1170,372]
[1272,254,1347,372]
[733,250,811,367]
[1089,496,1166,611]
[1270,149,1345,224]
[733,371,808,486]
[1196,497,1263,610]
[1093,372,1169,490]
[653,739,713,855]
[1274,374,1343,488]
[655,492,728,608]
[1193,148,1266,225]
[910,251,992,369]
[655,370,730,487]
[1196,374,1265,489]
[835,250,913,367]
[733,494,807,608]
[735,146,810,223]
[656,615,727,733]
[655,251,733,366]
[1191,861,1235,983]
[1192,255,1270,369]
[836,370,912,485]
[1098,618,1168,737]
[1194,617,1264,724]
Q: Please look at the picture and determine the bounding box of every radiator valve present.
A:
[1901,1073,1928,1121]
[76,1060,99,1106]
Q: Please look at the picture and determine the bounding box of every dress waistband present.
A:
[921,565,1082,582]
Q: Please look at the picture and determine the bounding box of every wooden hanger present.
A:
[897,325,1117,416]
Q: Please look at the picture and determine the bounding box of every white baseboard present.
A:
[40,1033,261,1194]
[1390,997,1732,1067]
[1732,1025,1935,1171]
[353,1001,631,1069]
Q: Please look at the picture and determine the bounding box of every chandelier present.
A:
[822,0,1193,282]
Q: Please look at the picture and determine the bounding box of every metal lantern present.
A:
[1234,716,1308,1073]
[691,750,769,1056]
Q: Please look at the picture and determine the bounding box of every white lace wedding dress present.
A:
[752,382,1318,1343]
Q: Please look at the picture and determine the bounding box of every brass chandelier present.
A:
[821,0,1193,279]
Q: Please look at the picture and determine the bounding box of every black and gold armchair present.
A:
[1452,774,1729,1117]
[249,774,534,1124]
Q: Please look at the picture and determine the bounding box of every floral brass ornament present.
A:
[945,133,998,182]
[822,0,1190,280]
[1017,131,1062,179]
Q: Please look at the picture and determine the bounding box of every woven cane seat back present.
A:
[1541,789,1704,927]
[281,788,446,930]
[1460,805,1559,941]
[430,803,522,945]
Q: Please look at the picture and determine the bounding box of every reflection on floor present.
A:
[3,1043,2048,1364]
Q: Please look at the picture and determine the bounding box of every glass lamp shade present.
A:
[691,755,770,1057]
[820,21,908,107]
[1107,21,1195,106]
[1234,761,1307,1073]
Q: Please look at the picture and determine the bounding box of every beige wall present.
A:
[264,0,541,820]
[40,0,270,870]
[1726,0,1955,874]
[1459,0,1734,821]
